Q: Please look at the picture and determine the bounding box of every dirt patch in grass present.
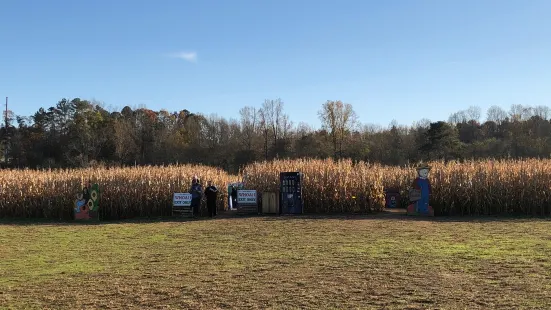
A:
[1,215,551,309]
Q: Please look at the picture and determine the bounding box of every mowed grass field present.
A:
[1,215,551,309]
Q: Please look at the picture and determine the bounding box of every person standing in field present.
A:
[204,180,218,217]
[190,176,203,217]
[231,185,238,209]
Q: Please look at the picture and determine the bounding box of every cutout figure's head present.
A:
[418,168,429,179]
[416,164,431,179]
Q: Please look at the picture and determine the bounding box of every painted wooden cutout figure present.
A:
[384,188,400,208]
[75,191,90,220]
[73,182,100,220]
[407,164,434,216]
[74,189,91,220]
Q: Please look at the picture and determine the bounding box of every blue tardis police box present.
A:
[279,172,303,214]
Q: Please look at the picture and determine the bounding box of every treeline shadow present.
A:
[255,213,551,224]
[1,209,550,226]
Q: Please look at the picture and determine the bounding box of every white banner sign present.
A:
[237,190,257,205]
[173,193,192,207]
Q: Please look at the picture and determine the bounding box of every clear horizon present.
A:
[1,0,550,128]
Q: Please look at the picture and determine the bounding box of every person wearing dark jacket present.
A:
[231,185,238,209]
[189,176,202,217]
[204,180,218,217]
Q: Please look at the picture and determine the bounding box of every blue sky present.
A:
[1,0,550,128]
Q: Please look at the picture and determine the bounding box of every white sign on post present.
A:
[173,193,192,207]
[237,190,257,205]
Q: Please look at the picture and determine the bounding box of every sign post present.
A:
[172,193,193,217]
[237,189,258,215]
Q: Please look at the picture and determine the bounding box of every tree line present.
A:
[1,97,550,171]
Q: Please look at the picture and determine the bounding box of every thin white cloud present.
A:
[167,51,197,63]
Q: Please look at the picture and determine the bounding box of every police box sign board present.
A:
[237,190,257,205]
[173,193,192,207]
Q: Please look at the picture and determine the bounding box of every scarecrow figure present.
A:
[407,163,434,216]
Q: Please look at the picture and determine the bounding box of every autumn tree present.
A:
[486,106,508,125]
[420,121,462,160]
[239,106,258,152]
[236,106,260,166]
[258,107,269,160]
[318,100,357,158]
[4,96,551,169]
[260,98,288,158]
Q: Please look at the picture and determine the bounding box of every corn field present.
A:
[244,158,386,213]
[0,165,234,220]
[1,159,551,219]
[245,158,551,216]
[380,159,551,216]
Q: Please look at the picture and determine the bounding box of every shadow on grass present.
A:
[258,213,551,223]
[1,209,550,226]
[0,216,216,226]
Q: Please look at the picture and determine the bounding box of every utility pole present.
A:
[4,97,7,128]
[3,97,8,163]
